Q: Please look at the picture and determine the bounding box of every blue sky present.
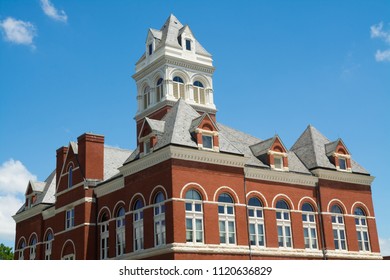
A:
[0,0,389,254]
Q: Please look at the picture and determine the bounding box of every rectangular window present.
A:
[186,39,191,51]
[202,135,213,149]
[148,43,153,55]
[276,210,292,248]
[218,203,236,245]
[274,156,283,170]
[65,208,75,230]
[339,157,347,170]
[144,139,151,155]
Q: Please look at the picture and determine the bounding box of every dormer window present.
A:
[274,156,284,170]
[148,43,153,55]
[202,134,213,149]
[186,39,191,51]
[68,166,73,188]
[144,139,151,155]
[339,157,347,170]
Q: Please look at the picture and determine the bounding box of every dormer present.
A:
[250,135,289,171]
[146,28,162,58]
[24,181,44,209]
[189,113,219,152]
[178,25,195,54]
[325,139,352,172]
[138,117,165,157]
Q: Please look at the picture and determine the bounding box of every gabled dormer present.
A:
[250,135,289,171]
[24,181,44,209]
[146,28,162,58]
[189,113,219,152]
[178,25,196,54]
[325,138,352,172]
[138,117,165,156]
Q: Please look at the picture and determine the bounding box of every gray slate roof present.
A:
[291,125,369,174]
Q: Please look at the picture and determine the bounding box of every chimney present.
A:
[77,133,105,180]
[56,146,68,187]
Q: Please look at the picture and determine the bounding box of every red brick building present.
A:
[13,15,382,260]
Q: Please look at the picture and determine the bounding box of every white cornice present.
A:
[13,204,47,223]
[114,243,381,260]
[311,169,374,186]
[324,250,382,260]
[119,145,247,179]
[245,167,318,187]
[94,176,125,198]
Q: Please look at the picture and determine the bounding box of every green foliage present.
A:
[0,243,14,260]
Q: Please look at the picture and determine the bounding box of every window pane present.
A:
[284,212,289,220]
[202,135,213,149]
[186,39,191,50]
[258,224,264,235]
[196,231,203,243]
[186,231,192,242]
[276,212,282,220]
[195,204,202,212]
[218,205,224,214]
[219,221,225,232]
[309,215,315,222]
[227,206,234,215]
[249,224,255,234]
[248,209,254,217]
[185,203,192,211]
[186,218,193,230]
[304,228,309,238]
[228,221,235,232]
[302,214,307,222]
[338,216,343,224]
[196,219,202,230]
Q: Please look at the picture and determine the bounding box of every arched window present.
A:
[156,78,164,102]
[154,192,166,247]
[100,213,109,259]
[185,189,203,243]
[173,76,185,99]
[29,236,37,260]
[302,203,318,250]
[193,81,205,105]
[218,193,236,245]
[143,86,151,109]
[276,200,292,248]
[354,207,370,252]
[116,207,126,256]
[133,199,144,251]
[68,166,73,188]
[248,197,265,247]
[18,239,25,260]
[331,205,347,251]
[45,232,54,260]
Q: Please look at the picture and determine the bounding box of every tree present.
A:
[0,243,13,260]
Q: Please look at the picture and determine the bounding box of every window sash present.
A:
[65,209,75,229]
[154,203,166,247]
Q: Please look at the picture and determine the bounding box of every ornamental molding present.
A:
[12,204,47,223]
[311,169,375,186]
[119,145,247,179]
[95,176,125,198]
[324,250,382,260]
[245,167,318,187]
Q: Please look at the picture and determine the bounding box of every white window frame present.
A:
[302,211,318,250]
[154,201,166,247]
[143,139,151,155]
[274,156,283,170]
[185,199,204,244]
[45,233,53,260]
[173,77,185,100]
[276,209,293,248]
[355,213,370,252]
[18,242,25,260]
[248,204,266,247]
[100,221,109,259]
[133,207,144,251]
[65,208,75,230]
[218,201,236,245]
[116,209,126,256]
[193,81,205,105]
[332,213,347,251]
[29,238,37,260]
[202,134,213,150]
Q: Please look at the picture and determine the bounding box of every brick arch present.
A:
[272,194,294,210]
[213,186,240,204]
[246,191,268,207]
[28,232,38,245]
[129,193,147,211]
[180,182,209,201]
[113,200,126,217]
[66,161,75,170]
[298,197,318,212]
[43,227,54,241]
[61,239,76,259]
[351,201,371,216]
[98,206,112,222]
[327,199,347,214]
[337,147,347,155]
[149,185,169,205]
[17,236,26,250]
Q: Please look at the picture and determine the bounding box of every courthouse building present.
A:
[13,15,382,260]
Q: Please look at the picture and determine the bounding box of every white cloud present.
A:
[370,22,390,63]
[379,237,390,256]
[40,0,68,23]
[0,17,36,47]
[0,159,37,195]
[0,159,36,248]
[375,49,390,62]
